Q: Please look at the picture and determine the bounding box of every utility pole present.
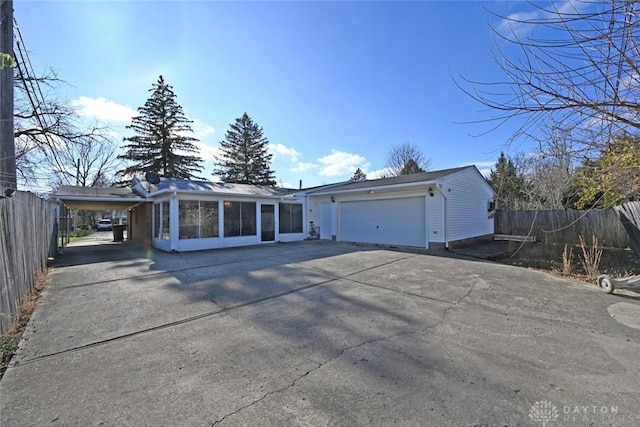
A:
[0,0,16,190]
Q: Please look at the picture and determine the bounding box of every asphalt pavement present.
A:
[1,236,639,426]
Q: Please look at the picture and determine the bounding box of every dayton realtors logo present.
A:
[529,400,559,426]
[529,400,635,425]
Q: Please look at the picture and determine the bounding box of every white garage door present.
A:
[340,197,426,247]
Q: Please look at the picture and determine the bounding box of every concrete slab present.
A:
[1,239,640,426]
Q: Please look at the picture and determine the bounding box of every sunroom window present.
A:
[179,200,219,239]
[279,203,303,233]
[223,201,256,237]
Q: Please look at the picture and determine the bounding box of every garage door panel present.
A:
[340,197,426,247]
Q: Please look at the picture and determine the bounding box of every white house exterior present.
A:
[55,166,494,252]
[304,166,494,249]
[132,178,307,252]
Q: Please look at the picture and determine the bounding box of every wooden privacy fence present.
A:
[0,191,57,334]
[494,207,631,248]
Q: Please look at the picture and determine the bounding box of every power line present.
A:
[12,16,68,181]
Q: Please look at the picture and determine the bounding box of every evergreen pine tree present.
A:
[214,113,276,186]
[488,152,529,210]
[350,168,367,182]
[400,159,424,175]
[117,76,203,182]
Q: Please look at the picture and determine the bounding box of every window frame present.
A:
[279,203,303,234]
[223,201,257,237]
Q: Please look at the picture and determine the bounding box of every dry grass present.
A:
[579,235,603,280]
[562,244,574,275]
[497,240,636,282]
[0,270,49,378]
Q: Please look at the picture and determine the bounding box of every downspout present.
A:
[437,183,448,249]
[171,191,178,252]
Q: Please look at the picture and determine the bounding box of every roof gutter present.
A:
[308,180,437,197]
[146,188,291,199]
[56,196,147,203]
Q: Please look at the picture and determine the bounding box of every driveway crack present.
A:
[441,274,478,322]
[211,363,320,426]
[210,329,421,426]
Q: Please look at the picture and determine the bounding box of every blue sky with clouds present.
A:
[14,0,536,188]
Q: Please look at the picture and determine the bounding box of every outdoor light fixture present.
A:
[0,188,15,199]
[428,187,434,197]
[368,190,375,194]
[331,196,335,203]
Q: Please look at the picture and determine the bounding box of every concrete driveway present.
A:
[1,239,639,426]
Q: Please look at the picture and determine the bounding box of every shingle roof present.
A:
[305,166,473,194]
[143,178,294,197]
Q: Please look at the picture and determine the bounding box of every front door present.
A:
[320,203,331,240]
[261,204,275,241]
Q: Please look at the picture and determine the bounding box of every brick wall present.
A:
[128,203,152,248]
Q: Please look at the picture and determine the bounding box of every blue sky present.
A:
[14,0,532,188]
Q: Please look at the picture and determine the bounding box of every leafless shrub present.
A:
[562,244,573,275]
[579,235,603,279]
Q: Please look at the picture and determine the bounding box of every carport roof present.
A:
[305,165,473,195]
[55,186,147,211]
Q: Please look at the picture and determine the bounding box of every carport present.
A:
[54,186,150,247]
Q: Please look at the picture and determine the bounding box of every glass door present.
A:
[261,204,275,241]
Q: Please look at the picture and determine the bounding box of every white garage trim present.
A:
[339,197,427,248]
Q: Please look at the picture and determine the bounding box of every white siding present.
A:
[440,167,494,243]
[427,193,445,243]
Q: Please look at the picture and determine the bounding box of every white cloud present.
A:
[270,143,301,162]
[190,118,215,140]
[460,161,495,178]
[496,0,588,39]
[497,10,540,38]
[290,162,317,173]
[71,96,136,123]
[317,150,369,177]
[366,167,394,179]
[477,167,492,178]
[195,141,219,161]
[461,161,494,168]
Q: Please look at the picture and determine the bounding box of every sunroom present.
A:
[135,177,306,252]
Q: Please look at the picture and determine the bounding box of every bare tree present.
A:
[458,0,640,203]
[14,70,119,188]
[513,153,572,210]
[384,142,431,176]
[512,129,575,209]
[54,136,120,188]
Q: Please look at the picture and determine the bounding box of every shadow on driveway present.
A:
[2,239,639,426]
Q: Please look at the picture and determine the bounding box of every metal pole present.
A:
[0,0,15,189]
